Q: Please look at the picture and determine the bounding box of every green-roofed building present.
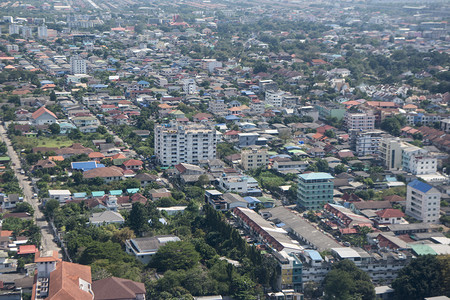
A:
[127,188,139,194]
[257,196,275,208]
[409,244,437,256]
[92,191,105,197]
[297,172,334,210]
[0,156,11,163]
[110,190,123,196]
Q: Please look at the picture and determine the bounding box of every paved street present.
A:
[0,125,61,256]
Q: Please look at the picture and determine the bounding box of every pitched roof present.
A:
[83,166,123,179]
[31,106,57,120]
[123,159,143,166]
[376,208,404,219]
[92,277,145,300]
[47,261,92,300]
[408,179,434,194]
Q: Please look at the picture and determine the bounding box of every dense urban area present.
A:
[0,0,449,299]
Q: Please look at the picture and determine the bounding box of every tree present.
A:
[127,202,149,236]
[334,164,347,175]
[44,199,60,218]
[97,126,107,134]
[324,260,375,300]
[196,174,210,187]
[316,159,329,172]
[324,129,336,138]
[50,91,57,102]
[15,202,34,215]
[149,240,200,272]
[49,123,60,135]
[392,255,449,300]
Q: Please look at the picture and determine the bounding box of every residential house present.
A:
[83,166,124,183]
[92,277,146,300]
[89,211,125,226]
[125,235,181,265]
[31,106,57,126]
[122,159,144,171]
[48,190,72,203]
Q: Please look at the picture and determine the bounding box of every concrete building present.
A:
[378,138,405,170]
[297,173,334,210]
[406,179,441,224]
[241,148,269,170]
[70,55,87,75]
[154,122,217,167]
[37,25,48,39]
[182,78,197,95]
[314,103,346,120]
[345,111,375,131]
[298,106,319,122]
[350,130,385,156]
[265,90,284,107]
[21,26,33,39]
[125,235,180,265]
[8,24,21,35]
[208,99,226,115]
[441,119,450,133]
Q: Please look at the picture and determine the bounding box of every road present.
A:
[0,125,61,256]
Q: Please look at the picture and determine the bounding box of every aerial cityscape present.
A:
[0,0,449,299]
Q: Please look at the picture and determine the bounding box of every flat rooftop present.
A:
[263,206,341,252]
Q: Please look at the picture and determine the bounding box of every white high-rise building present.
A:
[265,90,284,107]
[9,24,21,35]
[70,55,87,75]
[154,122,217,167]
[345,111,375,131]
[406,179,440,224]
[38,25,48,39]
[182,79,197,95]
[21,26,33,39]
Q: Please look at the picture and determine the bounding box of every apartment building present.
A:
[70,55,87,75]
[406,179,441,224]
[265,90,284,107]
[297,173,334,210]
[182,78,197,94]
[154,122,217,167]
[350,129,386,156]
[241,148,269,170]
[208,99,226,115]
[345,111,375,131]
[378,138,406,170]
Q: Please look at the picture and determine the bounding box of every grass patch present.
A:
[12,136,74,149]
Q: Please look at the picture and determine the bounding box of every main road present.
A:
[0,125,61,256]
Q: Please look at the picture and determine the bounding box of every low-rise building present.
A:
[125,235,181,265]
[241,148,269,170]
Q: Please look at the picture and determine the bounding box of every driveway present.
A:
[0,125,61,256]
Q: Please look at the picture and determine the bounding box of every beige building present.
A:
[378,138,405,170]
[241,147,269,170]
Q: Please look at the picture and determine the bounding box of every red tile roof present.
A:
[18,245,38,255]
[31,106,57,120]
[376,208,404,219]
[46,261,92,300]
[92,277,145,300]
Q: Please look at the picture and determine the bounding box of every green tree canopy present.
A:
[149,240,201,272]
[324,260,375,300]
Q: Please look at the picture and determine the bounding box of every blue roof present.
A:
[243,196,261,204]
[225,115,240,120]
[71,161,104,171]
[275,222,285,227]
[298,172,334,181]
[92,191,105,197]
[109,190,123,196]
[270,154,291,159]
[73,192,87,198]
[138,80,149,85]
[408,179,433,193]
[127,188,139,194]
[305,250,323,262]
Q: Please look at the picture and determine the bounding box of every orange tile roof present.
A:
[49,156,64,162]
[47,261,92,300]
[88,152,105,159]
[18,245,38,255]
[34,250,61,263]
[31,106,57,120]
[0,230,13,237]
